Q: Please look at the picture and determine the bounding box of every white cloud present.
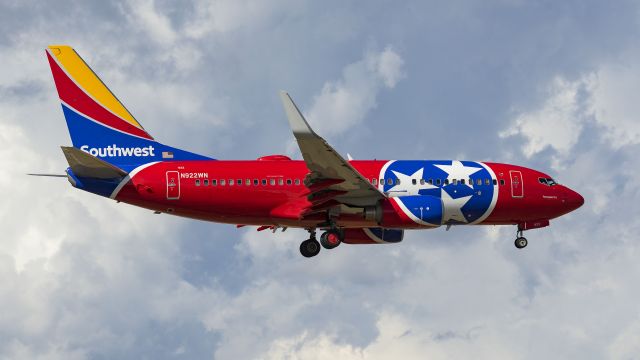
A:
[2,1,640,359]
[587,62,640,149]
[184,0,299,38]
[124,0,178,45]
[501,55,640,162]
[304,46,405,138]
[499,76,589,161]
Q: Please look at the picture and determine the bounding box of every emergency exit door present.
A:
[166,171,180,200]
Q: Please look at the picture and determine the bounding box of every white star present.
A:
[434,160,482,190]
[387,168,437,196]
[441,188,472,224]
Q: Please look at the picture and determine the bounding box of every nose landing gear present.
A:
[514,229,528,249]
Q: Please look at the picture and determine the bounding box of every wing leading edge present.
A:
[279,91,386,209]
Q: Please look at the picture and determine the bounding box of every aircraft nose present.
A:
[565,188,584,211]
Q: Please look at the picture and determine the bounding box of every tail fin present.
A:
[46,45,210,172]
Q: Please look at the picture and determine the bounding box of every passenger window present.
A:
[229,179,234,186]
[444,179,449,185]
[278,179,284,185]
[286,179,292,185]
[195,179,201,186]
[452,179,457,185]
[436,179,441,185]
[428,179,433,185]
[477,179,482,186]
[221,179,226,186]
[204,179,209,186]
[246,179,251,186]
[388,178,394,185]
[492,179,497,185]
[294,179,300,185]
[237,179,242,186]
[500,179,505,186]
[412,179,417,185]
[253,179,259,185]
[461,179,465,185]
[212,179,217,186]
[269,179,275,185]
[261,179,267,185]
[372,178,377,185]
[485,179,490,185]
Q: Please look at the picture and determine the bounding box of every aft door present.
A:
[166,171,180,200]
[509,170,524,198]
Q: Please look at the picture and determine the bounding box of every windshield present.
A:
[539,177,558,186]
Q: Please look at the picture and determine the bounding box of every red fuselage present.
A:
[113,159,584,231]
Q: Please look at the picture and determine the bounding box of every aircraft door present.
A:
[166,171,180,200]
[510,170,524,198]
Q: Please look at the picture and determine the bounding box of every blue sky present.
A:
[1,0,640,358]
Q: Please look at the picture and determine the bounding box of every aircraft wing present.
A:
[279,91,386,208]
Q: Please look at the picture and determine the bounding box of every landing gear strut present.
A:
[514,229,528,249]
[300,228,321,258]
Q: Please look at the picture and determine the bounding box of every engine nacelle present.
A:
[363,203,383,223]
[343,228,404,244]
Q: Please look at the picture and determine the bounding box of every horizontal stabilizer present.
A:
[61,146,128,179]
[27,173,67,177]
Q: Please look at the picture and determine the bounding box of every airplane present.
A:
[39,45,584,258]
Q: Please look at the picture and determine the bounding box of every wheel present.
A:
[515,237,528,249]
[320,230,342,249]
[300,239,321,257]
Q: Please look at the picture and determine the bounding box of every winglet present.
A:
[279,91,317,138]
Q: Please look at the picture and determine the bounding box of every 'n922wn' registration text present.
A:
[180,172,209,179]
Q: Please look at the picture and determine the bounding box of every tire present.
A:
[515,237,528,249]
[320,230,342,249]
[300,239,321,257]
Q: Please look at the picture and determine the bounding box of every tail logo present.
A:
[80,144,155,157]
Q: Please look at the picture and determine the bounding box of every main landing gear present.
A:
[299,228,343,257]
[514,229,528,249]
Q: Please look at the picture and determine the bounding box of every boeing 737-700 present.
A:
[38,45,584,258]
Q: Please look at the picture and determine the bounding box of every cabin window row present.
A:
[196,178,507,187]
[195,178,302,187]
[368,178,502,186]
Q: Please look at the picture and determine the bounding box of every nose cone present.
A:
[565,188,585,212]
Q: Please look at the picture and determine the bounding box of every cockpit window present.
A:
[539,177,558,186]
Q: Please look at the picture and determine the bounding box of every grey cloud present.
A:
[1,0,640,359]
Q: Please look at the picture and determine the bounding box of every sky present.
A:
[1,0,640,358]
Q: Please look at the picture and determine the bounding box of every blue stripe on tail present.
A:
[62,104,212,172]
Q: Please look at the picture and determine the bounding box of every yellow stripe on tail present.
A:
[47,45,144,130]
